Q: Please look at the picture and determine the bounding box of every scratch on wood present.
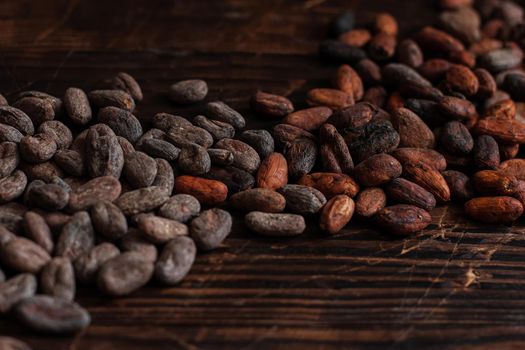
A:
[36,0,80,42]
[46,49,74,91]
[463,266,478,289]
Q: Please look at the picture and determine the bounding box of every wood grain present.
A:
[1,0,525,349]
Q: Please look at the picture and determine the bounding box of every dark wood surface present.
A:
[1,1,525,349]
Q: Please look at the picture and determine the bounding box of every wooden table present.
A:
[1,0,524,349]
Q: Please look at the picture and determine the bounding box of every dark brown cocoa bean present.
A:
[390,147,447,171]
[53,150,84,177]
[159,194,201,223]
[355,59,382,87]
[115,186,169,216]
[193,115,235,141]
[40,257,75,301]
[68,176,121,211]
[74,243,120,284]
[473,135,500,169]
[111,72,143,102]
[208,148,234,166]
[141,138,180,161]
[440,121,474,155]
[152,158,175,196]
[55,212,94,260]
[245,211,305,236]
[169,79,208,104]
[13,97,54,127]
[0,142,19,179]
[91,200,128,240]
[347,120,400,163]
[26,183,69,211]
[206,101,245,129]
[319,124,353,173]
[284,137,317,179]
[23,211,53,254]
[166,125,213,149]
[0,274,37,313]
[375,204,432,235]
[138,215,189,244]
[0,236,51,273]
[123,151,158,188]
[278,184,326,215]
[353,154,402,187]
[88,90,135,112]
[155,236,196,285]
[0,170,27,203]
[230,188,286,213]
[97,252,154,296]
[0,106,34,135]
[398,39,424,68]
[385,178,436,211]
[239,129,275,159]
[85,129,124,178]
[19,134,57,163]
[392,107,435,149]
[190,208,232,251]
[98,107,143,143]
[442,170,474,203]
[152,113,192,132]
[119,229,158,262]
[38,121,72,150]
[355,187,387,218]
[63,87,92,125]
[15,295,90,333]
[177,143,211,176]
[472,170,519,196]
[0,124,23,143]
[250,91,294,118]
[215,138,260,174]
[272,124,316,147]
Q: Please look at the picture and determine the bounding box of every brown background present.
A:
[1,0,525,349]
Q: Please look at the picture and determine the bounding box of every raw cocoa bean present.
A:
[230,188,286,213]
[355,187,387,218]
[169,79,208,104]
[74,243,120,284]
[138,215,189,244]
[319,195,355,234]
[55,212,95,260]
[97,252,154,296]
[297,172,359,198]
[442,170,474,202]
[155,236,196,285]
[40,257,75,301]
[115,186,169,215]
[245,211,306,236]
[465,196,524,223]
[375,204,432,235]
[278,184,327,215]
[250,91,294,118]
[190,208,232,251]
[0,273,37,313]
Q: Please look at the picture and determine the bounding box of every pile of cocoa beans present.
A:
[2,0,525,345]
